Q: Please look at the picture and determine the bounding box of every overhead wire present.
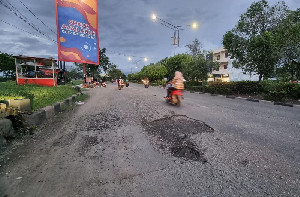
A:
[18,0,57,36]
[0,0,56,43]
[106,49,159,60]
[0,19,42,39]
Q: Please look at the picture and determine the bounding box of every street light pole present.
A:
[151,14,198,47]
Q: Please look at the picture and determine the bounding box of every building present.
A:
[209,47,259,82]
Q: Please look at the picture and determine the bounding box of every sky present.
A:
[0,0,299,74]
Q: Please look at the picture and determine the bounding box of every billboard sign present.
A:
[55,0,99,65]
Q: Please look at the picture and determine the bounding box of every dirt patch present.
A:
[78,135,99,156]
[51,132,77,147]
[84,111,122,132]
[143,115,213,163]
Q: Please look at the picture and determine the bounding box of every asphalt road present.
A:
[0,83,299,196]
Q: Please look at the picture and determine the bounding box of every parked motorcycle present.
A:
[165,89,183,106]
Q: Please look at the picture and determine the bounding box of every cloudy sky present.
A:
[0,0,299,74]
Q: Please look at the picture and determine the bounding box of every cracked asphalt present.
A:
[0,83,299,196]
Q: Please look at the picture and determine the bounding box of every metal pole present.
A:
[15,57,18,85]
[83,63,86,83]
[52,60,56,86]
[177,30,180,47]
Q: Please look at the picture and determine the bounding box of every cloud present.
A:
[0,0,299,74]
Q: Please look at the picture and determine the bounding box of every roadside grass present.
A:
[69,80,82,86]
[75,93,89,102]
[0,81,78,111]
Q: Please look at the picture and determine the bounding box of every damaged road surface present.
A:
[0,83,300,196]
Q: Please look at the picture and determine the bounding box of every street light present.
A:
[151,13,198,47]
[151,14,157,21]
[127,57,148,73]
[192,22,198,29]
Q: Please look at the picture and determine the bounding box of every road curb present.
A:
[246,98,259,102]
[22,93,80,127]
[195,91,299,109]
[226,95,236,99]
[260,100,274,105]
[274,102,293,107]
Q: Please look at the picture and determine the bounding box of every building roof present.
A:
[213,47,226,54]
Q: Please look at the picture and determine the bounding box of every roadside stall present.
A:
[15,56,65,86]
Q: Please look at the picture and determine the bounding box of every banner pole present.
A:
[83,63,86,84]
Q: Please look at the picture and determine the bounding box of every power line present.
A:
[0,19,56,45]
[0,0,56,43]
[106,49,158,60]
[18,0,57,36]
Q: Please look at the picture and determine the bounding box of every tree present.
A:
[161,54,190,79]
[223,0,289,81]
[65,67,83,81]
[139,63,167,81]
[186,38,202,56]
[274,9,300,81]
[74,48,115,77]
[107,68,126,80]
[183,51,218,83]
[0,52,15,78]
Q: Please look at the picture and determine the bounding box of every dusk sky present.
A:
[0,0,299,74]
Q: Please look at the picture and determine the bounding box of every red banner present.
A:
[55,0,99,65]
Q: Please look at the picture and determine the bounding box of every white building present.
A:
[209,47,259,82]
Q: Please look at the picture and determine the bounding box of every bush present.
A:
[184,80,300,101]
[261,81,300,100]
[263,90,286,101]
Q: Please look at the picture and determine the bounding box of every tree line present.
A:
[1,0,299,83]
[130,0,299,83]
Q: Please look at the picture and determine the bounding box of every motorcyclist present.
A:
[118,77,124,87]
[166,71,184,98]
[142,78,149,86]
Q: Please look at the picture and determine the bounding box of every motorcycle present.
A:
[142,79,149,88]
[118,83,125,90]
[102,82,107,87]
[165,89,183,106]
[126,82,129,87]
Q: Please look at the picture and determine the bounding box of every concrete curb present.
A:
[226,95,236,99]
[274,102,293,107]
[53,103,61,115]
[23,109,46,126]
[0,92,83,146]
[22,93,80,127]
[196,91,300,108]
[42,106,55,120]
[0,118,16,138]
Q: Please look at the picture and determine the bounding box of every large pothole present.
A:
[144,115,214,163]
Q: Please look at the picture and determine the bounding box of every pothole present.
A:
[85,111,122,131]
[78,135,99,156]
[144,115,213,163]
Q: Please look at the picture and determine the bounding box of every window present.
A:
[225,52,228,58]
[224,64,228,69]
[217,55,220,60]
